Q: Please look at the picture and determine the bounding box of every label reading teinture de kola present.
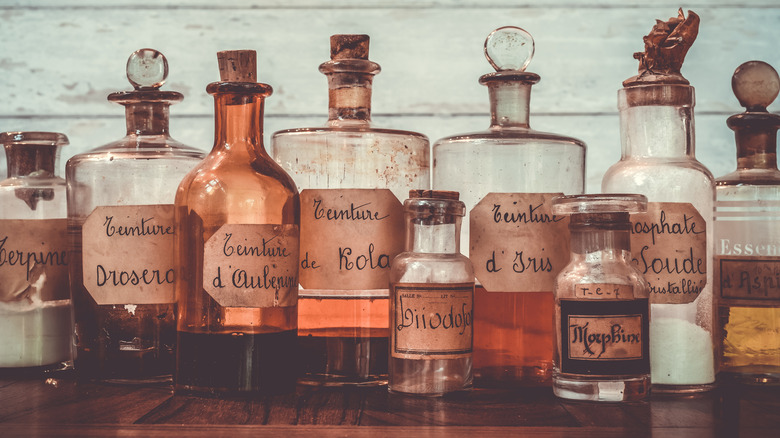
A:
[392,283,474,359]
[298,189,404,292]
[82,205,175,305]
[203,224,299,308]
[629,202,707,304]
[470,193,570,292]
[0,219,69,303]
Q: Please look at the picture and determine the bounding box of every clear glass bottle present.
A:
[432,27,586,387]
[174,50,300,395]
[272,35,429,386]
[715,61,780,385]
[601,10,716,393]
[67,49,205,383]
[551,194,650,402]
[388,190,474,395]
[0,132,72,374]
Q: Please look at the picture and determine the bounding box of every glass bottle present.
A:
[432,27,586,387]
[174,50,300,395]
[715,61,780,385]
[551,194,650,402]
[601,10,716,393]
[0,132,72,374]
[272,35,429,386]
[388,190,474,395]
[67,49,205,383]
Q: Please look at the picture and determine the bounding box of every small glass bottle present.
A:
[174,50,300,395]
[432,27,586,387]
[67,49,205,383]
[601,10,716,393]
[388,190,474,395]
[715,61,780,385]
[272,35,429,386]
[551,194,650,402]
[0,132,72,374]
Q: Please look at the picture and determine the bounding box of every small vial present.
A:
[388,190,474,396]
[551,194,650,402]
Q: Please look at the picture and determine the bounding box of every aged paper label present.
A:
[560,298,649,375]
[203,224,299,308]
[0,219,68,303]
[574,283,634,299]
[299,189,404,292]
[470,193,569,293]
[629,202,707,304]
[82,205,175,305]
[392,282,474,359]
[715,218,780,306]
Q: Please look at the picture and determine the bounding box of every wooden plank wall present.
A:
[1,1,778,193]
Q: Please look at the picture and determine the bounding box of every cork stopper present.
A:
[217,50,257,82]
[331,35,370,60]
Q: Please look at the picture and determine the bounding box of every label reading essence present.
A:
[392,283,474,359]
[470,193,570,293]
[299,189,404,292]
[82,205,175,305]
[630,202,707,304]
[716,219,780,305]
[0,219,69,303]
[203,224,299,308]
[560,298,649,376]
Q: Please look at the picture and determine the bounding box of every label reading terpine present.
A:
[560,298,649,375]
[392,283,474,359]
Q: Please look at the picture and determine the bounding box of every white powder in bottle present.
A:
[0,299,73,368]
[650,316,715,385]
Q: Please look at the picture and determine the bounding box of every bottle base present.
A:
[298,373,387,387]
[0,360,73,379]
[297,333,388,387]
[474,365,552,388]
[651,382,716,394]
[553,374,650,402]
[719,369,780,386]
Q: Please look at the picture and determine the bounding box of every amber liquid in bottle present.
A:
[174,51,300,394]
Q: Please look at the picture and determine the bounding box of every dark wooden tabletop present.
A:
[1,374,778,437]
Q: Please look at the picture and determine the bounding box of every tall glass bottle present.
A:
[0,132,72,374]
[432,27,586,387]
[551,194,650,402]
[602,10,716,393]
[174,50,300,395]
[715,61,780,385]
[67,49,205,383]
[389,190,474,395]
[272,35,429,385]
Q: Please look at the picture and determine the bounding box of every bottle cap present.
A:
[479,26,540,85]
[409,190,460,201]
[108,48,183,104]
[732,61,780,112]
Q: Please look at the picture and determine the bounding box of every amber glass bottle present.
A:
[174,50,300,395]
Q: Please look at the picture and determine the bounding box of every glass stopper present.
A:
[484,26,534,72]
[126,49,168,90]
[732,60,780,111]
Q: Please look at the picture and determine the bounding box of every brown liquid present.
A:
[175,330,297,395]
[719,305,780,384]
[298,295,388,383]
[473,287,553,387]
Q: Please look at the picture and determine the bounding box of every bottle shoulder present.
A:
[272,125,429,144]
[602,157,715,194]
[716,168,780,186]
[68,136,206,163]
[433,127,586,149]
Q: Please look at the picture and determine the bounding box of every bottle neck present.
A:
[326,72,373,125]
[729,114,780,170]
[619,85,695,159]
[124,102,171,136]
[212,92,268,159]
[569,213,631,259]
[407,217,462,254]
[487,81,531,129]
[5,144,59,178]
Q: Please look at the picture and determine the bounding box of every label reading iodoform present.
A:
[392,283,474,359]
[299,189,404,292]
[560,297,649,375]
[470,193,570,293]
[82,205,175,305]
[629,202,707,304]
[716,218,780,306]
[203,224,299,308]
[0,219,69,303]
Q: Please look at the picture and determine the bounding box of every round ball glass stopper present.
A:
[484,26,534,72]
[126,49,169,90]
[732,60,780,111]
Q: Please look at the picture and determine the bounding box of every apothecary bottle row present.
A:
[1,9,778,401]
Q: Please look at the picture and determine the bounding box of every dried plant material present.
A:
[624,9,700,86]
